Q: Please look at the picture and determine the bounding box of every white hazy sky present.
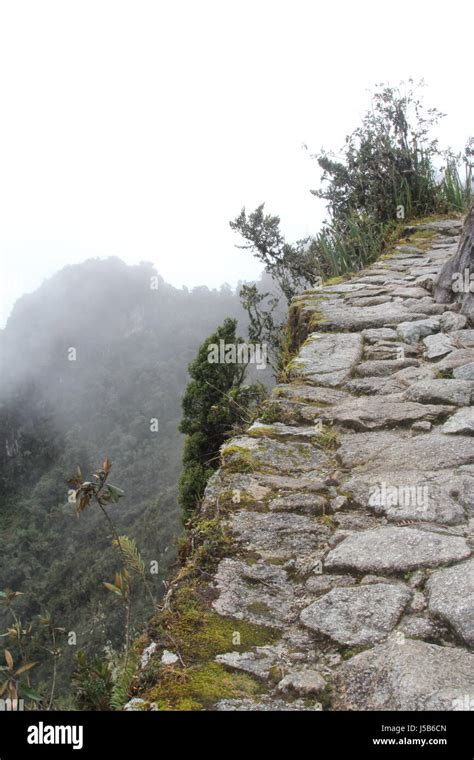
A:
[0,0,472,327]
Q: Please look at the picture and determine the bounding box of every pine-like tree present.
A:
[178,318,264,517]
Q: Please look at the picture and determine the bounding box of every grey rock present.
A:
[395,245,425,255]
[277,669,326,695]
[215,646,284,680]
[344,376,407,395]
[273,383,349,405]
[321,394,453,431]
[404,379,473,406]
[391,286,431,299]
[248,421,319,441]
[355,359,419,377]
[333,639,474,710]
[324,527,470,573]
[433,207,474,317]
[212,558,297,629]
[124,698,147,711]
[399,615,441,641]
[362,327,398,343]
[364,342,419,361]
[330,495,348,513]
[268,492,327,514]
[337,430,408,469]
[357,431,474,472]
[221,435,329,474]
[345,295,392,307]
[216,697,321,711]
[453,362,474,380]
[436,349,474,371]
[360,574,399,585]
[442,408,474,436]
[333,513,380,532]
[397,318,440,344]
[440,312,468,331]
[406,301,447,316]
[140,642,157,669]
[451,330,474,348]
[227,510,330,560]
[290,332,363,387]
[305,574,356,594]
[345,471,466,526]
[418,219,463,234]
[397,615,440,642]
[413,273,435,291]
[409,591,427,613]
[256,474,328,492]
[314,299,427,331]
[161,650,179,665]
[300,584,411,646]
[269,399,333,425]
[411,420,432,435]
[345,365,435,396]
[427,559,474,646]
[423,332,454,359]
[408,570,426,589]
[391,364,436,384]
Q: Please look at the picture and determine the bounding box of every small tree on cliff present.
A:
[230,80,471,367]
[178,318,264,517]
[313,79,445,224]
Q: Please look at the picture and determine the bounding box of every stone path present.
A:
[142,217,474,711]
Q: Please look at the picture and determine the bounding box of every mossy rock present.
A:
[147,662,261,711]
[139,581,280,710]
[221,445,258,474]
[312,426,341,451]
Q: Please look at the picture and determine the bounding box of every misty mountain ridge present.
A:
[0,254,275,702]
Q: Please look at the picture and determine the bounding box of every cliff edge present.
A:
[132,214,474,711]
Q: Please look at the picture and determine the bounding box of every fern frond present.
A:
[113,535,145,578]
[110,654,138,710]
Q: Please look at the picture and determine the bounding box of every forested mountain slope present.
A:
[0,256,259,701]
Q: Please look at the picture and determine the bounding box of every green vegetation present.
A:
[1,79,471,711]
[137,581,279,710]
[312,425,341,451]
[178,318,265,517]
[220,444,258,474]
[230,80,473,369]
[0,257,257,703]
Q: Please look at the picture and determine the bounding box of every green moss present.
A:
[285,357,302,373]
[294,443,312,459]
[259,402,295,425]
[435,368,453,379]
[312,426,340,451]
[309,308,327,332]
[156,584,279,659]
[317,514,336,528]
[190,518,235,572]
[268,664,287,684]
[338,489,354,501]
[409,228,434,239]
[218,489,258,511]
[324,275,345,285]
[147,662,261,710]
[341,644,370,660]
[140,582,280,710]
[221,445,258,473]
[248,425,274,438]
